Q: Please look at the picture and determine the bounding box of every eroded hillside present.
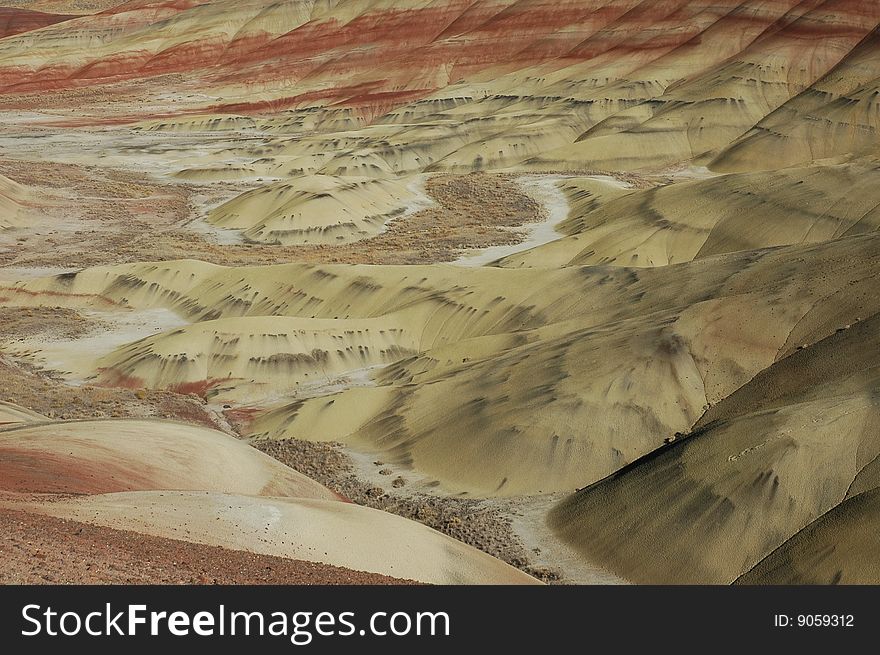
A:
[0,0,878,584]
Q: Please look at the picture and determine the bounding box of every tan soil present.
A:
[0,1,122,14]
[0,350,556,581]
[0,354,224,428]
[252,438,562,583]
[0,156,565,582]
[253,173,544,265]
[0,158,547,268]
[0,506,415,584]
[0,305,105,340]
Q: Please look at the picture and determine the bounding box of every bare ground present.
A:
[0,506,414,584]
[0,0,122,14]
[0,305,105,341]
[0,156,567,583]
[0,343,557,581]
[0,354,224,427]
[0,158,548,268]
[252,438,562,583]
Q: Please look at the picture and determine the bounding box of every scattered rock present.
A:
[253,438,538,577]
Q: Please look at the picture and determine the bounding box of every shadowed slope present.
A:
[93,314,419,403]
[250,234,880,495]
[737,488,880,585]
[549,312,880,583]
[206,174,426,246]
[713,25,880,172]
[3,232,879,497]
[499,158,880,268]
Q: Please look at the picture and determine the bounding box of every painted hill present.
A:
[0,0,879,584]
[0,7,74,40]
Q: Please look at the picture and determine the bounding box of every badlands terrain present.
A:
[0,0,879,584]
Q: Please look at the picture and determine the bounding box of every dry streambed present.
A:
[0,169,603,583]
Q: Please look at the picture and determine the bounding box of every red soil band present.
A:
[0,8,75,40]
[0,506,416,584]
[0,445,161,495]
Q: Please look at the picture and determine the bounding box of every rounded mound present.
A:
[24,490,542,585]
[0,418,337,499]
[206,174,427,245]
